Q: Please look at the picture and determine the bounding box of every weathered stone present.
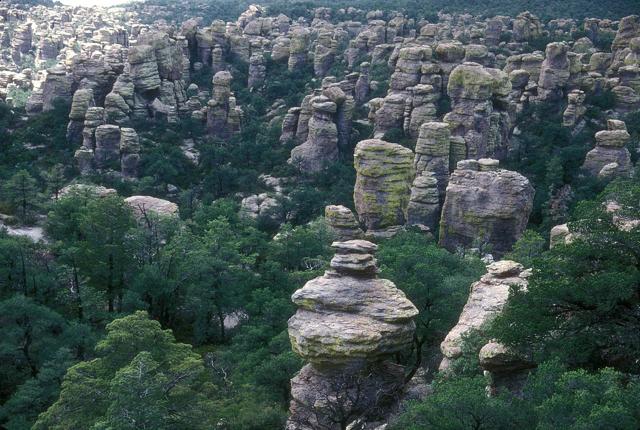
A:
[128,44,161,93]
[42,66,72,112]
[583,120,632,178]
[444,62,512,159]
[94,125,121,169]
[289,96,339,173]
[563,89,586,128]
[325,205,363,241]
[414,121,451,199]
[537,42,570,102]
[288,239,417,361]
[125,195,178,218]
[353,139,414,232]
[440,260,528,370]
[439,160,534,257]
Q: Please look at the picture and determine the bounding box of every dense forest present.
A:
[1,0,640,429]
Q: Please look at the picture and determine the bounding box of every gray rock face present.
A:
[325,205,364,241]
[120,128,140,178]
[562,89,586,128]
[414,122,451,198]
[248,53,266,90]
[444,62,512,160]
[206,71,242,138]
[288,27,310,72]
[513,11,542,42]
[128,44,161,93]
[42,66,73,112]
[280,107,300,143]
[353,139,414,234]
[289,95,339,173]
[67,89,95,145]
[94,124,121,169]
[537,42,570,102]
[287,240,417,428]
[582,119,632,178]
[125,195,178,218]
[439,159,534,258]
[440,260,529,370]
[407,171,441,231]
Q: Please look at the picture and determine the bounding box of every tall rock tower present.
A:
[287,240,418,429]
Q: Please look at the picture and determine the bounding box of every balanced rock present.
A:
[289,96,338,173]
[582,119,632,178]
[444,62,512,160]
[325,205,364,241]
[287,240,417,428]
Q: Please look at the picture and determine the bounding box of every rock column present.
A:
[287,240,418,429]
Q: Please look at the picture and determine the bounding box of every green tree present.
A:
[2,169,38,221]
[377,231,485,377]
[34,311,218,430]
[0,295,92,405]
[492,179,640,372]
[42,164,66,201]
[505,229,546,268]
[389,375,529,430]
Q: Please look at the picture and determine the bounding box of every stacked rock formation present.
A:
[444,62,512,161]
[406,122,451,231]
[537,42,570,102]
[289,95,339,173]
[67,89,95,145]
[353,139,414,237]
[288,27,310,72]
[562,89,586,129]
[582,119,632,179]
[439,159,534,258]
[325,205,364,241]
[288,83,354,173]
[287,240,418,429]
[206,71,242,138]
[248,53,266,90]
[41,65,73,112]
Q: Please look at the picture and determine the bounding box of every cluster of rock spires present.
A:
[349,136,534,257]
[2,4,639,184]
[287,240,418,429]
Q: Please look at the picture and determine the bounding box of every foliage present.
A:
[491,178,640,373]
[377,231,485,375]
[34,311,218,429]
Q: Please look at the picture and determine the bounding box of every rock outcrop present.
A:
[537,42,570,102]
[562,89,586,129]
[444,62,512,161]
[325,205,364,241]
[440,260,529,370]
[289,95,339,173]
[353,139,414,236]
[125,195,179,219]
[287,240,418,429]
[206,71,242,138]
[582,119,632,179]
[439,159,534,258]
